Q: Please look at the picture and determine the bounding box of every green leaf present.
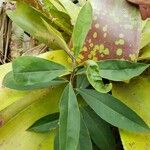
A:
[42,19,71,54]
[58,0,80,24]
[77,114,92,150]
[97,60,150,81]
[6,2,68,49]
[11,56,67,89]
[86,60,112,93]
[72,2,93,57]
[81,107,116,150]
[59,83,80,150]
[78,89,150,133]
[28,113,59,133]
[76,75,89,89]
[3,71,67,90]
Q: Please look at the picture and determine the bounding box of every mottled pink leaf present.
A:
[78,0,141,63]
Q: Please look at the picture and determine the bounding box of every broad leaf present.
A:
[97,60,149,81]
[78,0,141,62]
[77,114,92,150]
[139,44,150,60]
[81,107,116,150]
[112,77,150,150]
[28,113,59,132]
[78,89,150,132]
[59,83,80,150]
[72,2,93,57]
[86,60,112,93]
[10,56,67,89]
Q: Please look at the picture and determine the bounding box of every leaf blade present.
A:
[72,2,93,57]
[59,83,80,150]
[78,89,150,133]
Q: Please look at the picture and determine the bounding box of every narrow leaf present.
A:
[12,56,67,89]
[98,60,150,81]
[78,89,150,132]
[42,19,71,53]
[59,83,80,150]
[72,2,93,57]
[86,60,112,93]
[28,113,59,132]
[3,71,67,90]
[77,114,92,150]
[81,107,116,150]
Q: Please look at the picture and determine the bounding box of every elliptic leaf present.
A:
[78,89,150,133]
[72,2,93,57]
[28,113,59,133]
[7,56,67,89]
[59,83,80,150]
[98,60,149,81]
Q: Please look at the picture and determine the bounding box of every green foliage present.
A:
[72,2,93,57]
[86,60,112,93]
[81,107,116,150]
[28,113,59,132]
[3,56,68,90]
[78,89,149,132]
[59,83,80,150]
[98,60,150,81]
[1,0,150,150]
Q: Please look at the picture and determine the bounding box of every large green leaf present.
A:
[77,114,92,150]
[78,0,141,62]
[6,2,69,49]
[76,74,89,89]
[28,113,59,133]
[59,83,80,150]
[3,56,67,89]
[81,107,116,150]
[86,60,112,93]
[97,60,149,81]
[72,2,93,57]
[78,89,149,132]
[112,77,150,150]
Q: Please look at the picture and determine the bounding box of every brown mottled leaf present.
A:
[78,0,141,63]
